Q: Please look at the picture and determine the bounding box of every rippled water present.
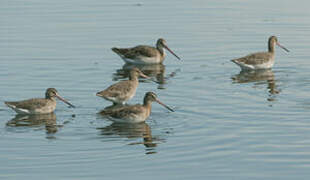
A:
[1,0,310,179]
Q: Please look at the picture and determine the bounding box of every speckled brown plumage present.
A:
[5,88,75,114]
[112,45,161,59]
[96,68,148,104]
[232,52,274,65]
[100,92,174,123]
[112,38,180,64]
[5,98,56,114]
[231,36,289,70]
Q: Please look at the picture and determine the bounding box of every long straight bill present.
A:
[277,42,289,52]
[156,99,174,112]
[56,94,75,108]
[164,45,181,60]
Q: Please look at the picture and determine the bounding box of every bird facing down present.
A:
[112,38,181,64]
[100,92,174,123]
[5,88,75,114]
[96,68,149,105]
[231,36,289,71]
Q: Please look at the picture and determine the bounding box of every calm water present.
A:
[1,0,310,179]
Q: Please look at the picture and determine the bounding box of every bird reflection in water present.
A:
[98,121,161,154]
[6,113,61,137]
[232,69,280,102]
[97,105,165,154]
[113,63,180,89]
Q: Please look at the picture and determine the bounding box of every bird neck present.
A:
[129,73,139,81]
[46,96,56,101]
[143,101,152,120]
[143,98,152,107]
[157,44,166,58]
[143,102,152,114]
[268,40,275,53]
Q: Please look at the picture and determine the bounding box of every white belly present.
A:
[237,59,275,71]
[122,56,161,65]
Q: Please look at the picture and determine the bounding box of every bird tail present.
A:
[231,59,237,63]
[96,91,104,97]
[111,47,120,54]
[231,59,242,65]
[99,109,113,116]
[4,101,15,108]
[111,47,129,56]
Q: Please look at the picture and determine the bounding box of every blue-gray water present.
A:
[1,0,310,179]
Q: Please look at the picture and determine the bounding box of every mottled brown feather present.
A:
[233,52,273,65]
[112,45,159,59]
[98,80,138,99]
[100,104,146,120]
[5,98,50,111]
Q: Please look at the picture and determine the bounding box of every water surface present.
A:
[1,0,310,179]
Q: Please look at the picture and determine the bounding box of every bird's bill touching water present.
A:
[163,44,181,60]
[155,99,174,112]
[55,94,75,108]
[276,42,289,52]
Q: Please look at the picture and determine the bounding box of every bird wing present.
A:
[100,80,135,98]
[119,45,158,59]
[5,98,48,111]
[104,105,144,119]
[233,52,272,65]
